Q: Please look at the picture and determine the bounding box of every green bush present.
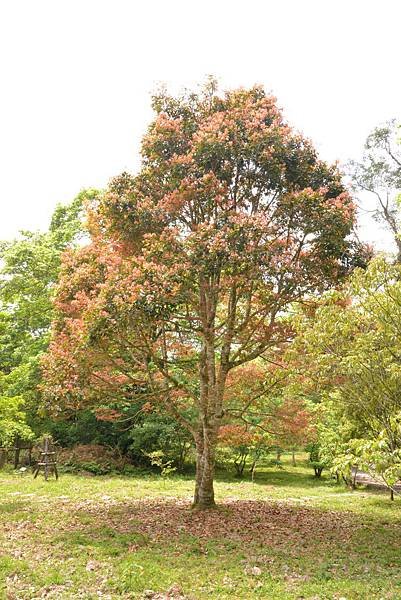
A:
[57,444,129,475]
[127,415,192,471]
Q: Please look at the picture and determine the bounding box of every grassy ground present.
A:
[0,455,400,599]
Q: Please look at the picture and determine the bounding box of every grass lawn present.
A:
[0,454,400,599]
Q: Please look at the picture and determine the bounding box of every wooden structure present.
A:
[33,436,59,480]
[0,436,34,470]
[13,436,34,469]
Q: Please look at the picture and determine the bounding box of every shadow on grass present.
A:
[213,464,337,490]
[55,527,150,557]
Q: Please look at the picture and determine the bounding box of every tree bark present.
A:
[193,435,204,506]
[193,277,228,509]
[193,425,216,509]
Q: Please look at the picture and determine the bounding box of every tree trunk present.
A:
[292,450,296,466]
[193,426,216,509]
[194,282,227,508]
[193,437,204,506]
[249,461,256,482]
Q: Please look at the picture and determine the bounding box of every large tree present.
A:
[43,82,358,508]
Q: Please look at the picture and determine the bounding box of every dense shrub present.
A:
[306,442,326,477]
[41,411,193,472]
[127,415,193,471]
[57,444,129,474]
[42,411,133,451]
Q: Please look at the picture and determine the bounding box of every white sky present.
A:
[0,0,400,251]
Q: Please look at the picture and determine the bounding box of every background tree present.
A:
[332,416,401,500]
[218,424,272,479]
[348,120,401,260]
[290,257,401,486]
[272,397,313,466]
[0,193,86,435]
[43,82,358,508]
[0,394,34,450]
